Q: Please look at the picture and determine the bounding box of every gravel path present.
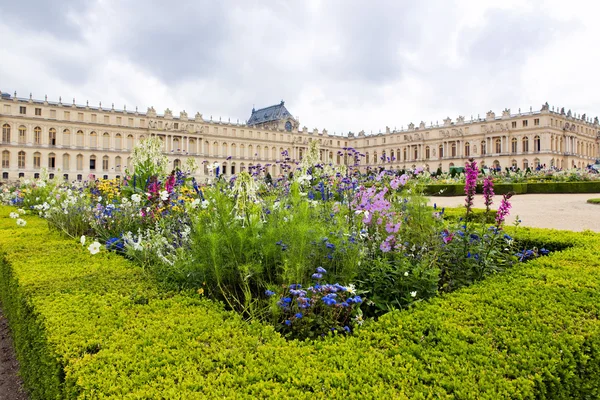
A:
[428,193,600,232]
[0,309,27,400]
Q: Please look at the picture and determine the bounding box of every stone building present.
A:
[1,91,599,182]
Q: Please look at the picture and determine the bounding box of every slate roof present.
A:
[248,101,293,126]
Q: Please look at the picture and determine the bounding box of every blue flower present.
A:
[504,234,512,240]
[326,243,336,249]
[265,290,275,297]
[284,320,291,326]
[289,284,302,290]
[316,267,327,274]
[322,296,337,306]
[282,297,292,304]
[312,273,323,279]
[352,296,363,304]
[295,313,303,319]
[343,326,351,333]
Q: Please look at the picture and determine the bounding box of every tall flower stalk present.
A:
[483,175,494,217]
[495,192,514,228]
[464,158,478,221]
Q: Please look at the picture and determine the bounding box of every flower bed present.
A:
[1,208,600,398]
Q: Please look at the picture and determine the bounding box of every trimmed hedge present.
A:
[425,181,600,196]
[588,198,600,204]
[1,206,600,398]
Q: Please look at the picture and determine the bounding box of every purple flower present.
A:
[464,159,478,216]
[495,192,514,227]
[265,290,275,297]
[316,266,327,274]
[380,241,392,253]
[483,175,494,213]
[312,273,323,279]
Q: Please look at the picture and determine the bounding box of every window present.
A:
[451,143,457,157]
[34,152,41,169]
[78,113,84,122]
[19,106,26,115]
[522,120,528,127]
[481,140,486,155]
[115,133,122,150]
[18,151,25,169]
[89,156,96,170]
[140,119,145,128]
[34,127,41,144]
[115,156,122,172]
[1,172,7,179]
[103,132,110,149]
[522,137,529,152]
[2,124,10,143]
[49,128,56,146]
[63,154,70,171]
[48,153,56,169]
[495,138,502,153]
[174,159,181,169]
[64,111,70,120]
[76,130,84,147]
[102,156,109,171]
[128,118,133,127]
[50,110,56,119]
[464,142,470,157]
[127,135,134,150]
[104,115,109,124]
[174,123,179,130]
[116,117,122,125]
[76,154,83,170]
[91,114,97,123]
[90,132,97,148]
[438,145,444,158]
[511,137,517,153]
[534,135,541,152]
[511,159,517,168]
[534,118,539,126]
[1,151,9,168]
[511,121,517,129]
[77,174,82,181]
[63,129,71,146]
[35,108,42,116]
[18,126,26,144]
[3,105,10,114]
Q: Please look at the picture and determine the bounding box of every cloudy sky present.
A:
[1,0,598,134]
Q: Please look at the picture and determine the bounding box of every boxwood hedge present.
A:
[425,181,600,196]
[1,206,599,399]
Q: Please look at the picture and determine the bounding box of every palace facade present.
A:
[1,90,599,182]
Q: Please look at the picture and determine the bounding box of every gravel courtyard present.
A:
[428,193,600,232]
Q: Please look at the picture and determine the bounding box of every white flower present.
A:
[97,196,102,202]
[201,200,209,209]
[80,235,86,246]
[88,241,101,255]
[9,212,19,219]
[297,174,312,186]
[131,194,142,203]
[410,291,417,298]
[347,284,356,294]
[191,198,201,208]
[160,191,169,201]
[16,218,26,227]
[17,208,25,215]
[404,271,409,277]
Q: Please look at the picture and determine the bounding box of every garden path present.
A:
[0,309,27,400]
[428,193,600,232]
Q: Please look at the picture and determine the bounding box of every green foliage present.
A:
[588,198,600,204]
[2,208,600,398]
[425,181,600,196]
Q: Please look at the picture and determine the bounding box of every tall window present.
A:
[425,146,430,159]
[403,147,407,160]
[451,142,457,157]
[18,126,26,144]
[76,154,83,170]
[34,127,41,144]
[102,156,109,171]
[115,133,122,150]
[103,133,110,149]
[438,145,444,158]
[1,151,9,168]
[495,138,502,153]
[522,137,529,152]
[481,140,486,155]
[413,147,418,160]
[63,129,71,146]
[115,156,122,172]
[49,128,56,146]
[48,153,56,169]
[464,142,470,157]
[33,152,41,169]
[18,151,25,169]
[511,137,517,153]
[63,154,70,171]
[2,124,10,143]
[523,159,529,169]
[89,155,96,170]
[127,135,134,150]
[534,135,541,152]
[90,132,97,148]
[174,159,181,169]
[76,130,84,147]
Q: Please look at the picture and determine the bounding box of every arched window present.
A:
[1,150,9,168]
[127,135,134,150]
[534,158,541,168]
[102,156,109,171]
[102,132,110,149]
[425,146,430,159]
[115,133,122,150]
[495,138,501,153]
[33,152,41,169]
[189,139,196,153]
[214,141,219,157]
[174,159,181,169]
[76,154,83,170]
[365,152,370,164]
[493,160,500,169]
[173,137,180,151]
[450,143,456,157]
[403,147,407,160]
[18,126,26,144]
[63,153,70,171]
[76,130,84,147]
[522,136,529,152]
[373,152,378,164]
[414,147,418,160]
[90,131,97,148]
[248,144,254,158]
[2,124,10,143]
[89,155,97,171]
[534,135,541,152]
[511,159,517,168]
[222,142,228,157]
[18,151,25,169]
[464,142,470,157]
[511,137,517,153]
[438,145,444,158]
[115,156,122,172]
[34,127,42,145]
[49,128,56,146]
[63,129,71,146]
[523,159,529,170]
[285,121,292,132]
[48,153,56,169]
[481,140,486,155]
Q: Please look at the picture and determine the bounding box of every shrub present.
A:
[588,198,600,204]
